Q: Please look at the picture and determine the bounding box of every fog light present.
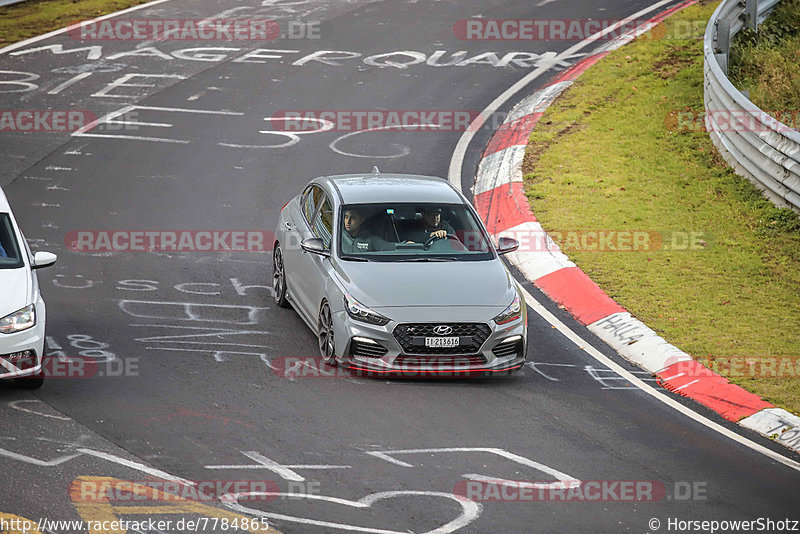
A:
[1,349,37,369]
[492,336,523,359]
[350,337,388,358]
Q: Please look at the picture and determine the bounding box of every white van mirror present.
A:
[32,251,57,269]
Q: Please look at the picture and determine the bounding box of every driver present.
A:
[403,206,456,243]
[341,208,394,253]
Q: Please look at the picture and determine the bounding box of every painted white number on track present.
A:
[220,116,334,149]
[73,105,244,144]
[366,447,580,490]
[0,70,39,93]
[47,334,116,362]
[70,104,442,160]
[205,451,351,482]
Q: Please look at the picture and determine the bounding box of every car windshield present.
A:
[338,203,494,261]
[0,213,24,269]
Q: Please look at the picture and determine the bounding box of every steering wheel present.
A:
[423,233,460,251]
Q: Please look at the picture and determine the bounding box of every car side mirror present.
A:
[300,237,330,257]
[32,251,57,269]
[496,236,519,255]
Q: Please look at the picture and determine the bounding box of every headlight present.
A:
[344,293,389,326]
[493,292,523,325]
[0,304,36,334]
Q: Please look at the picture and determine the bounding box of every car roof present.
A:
[319,173,464,205]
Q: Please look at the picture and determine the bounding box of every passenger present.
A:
[403,206,456,243]
[341,208,394,253]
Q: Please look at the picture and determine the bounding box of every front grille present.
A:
[492,338,522,358]
[393,323,492,355]
[394,354,487,369]
[350,338,388,358]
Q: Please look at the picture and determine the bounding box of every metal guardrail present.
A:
[704,0,800,211]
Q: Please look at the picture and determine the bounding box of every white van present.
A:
[0,187,57,388]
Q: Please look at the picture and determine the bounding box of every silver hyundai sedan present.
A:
[273,172,526,376]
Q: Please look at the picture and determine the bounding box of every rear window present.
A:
[0,213,24,269]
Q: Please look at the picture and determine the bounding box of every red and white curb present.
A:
[473,0,800,455]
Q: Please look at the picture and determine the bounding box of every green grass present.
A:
[523,0,800,417]
[729,0,800,111]
[0,0,150,47]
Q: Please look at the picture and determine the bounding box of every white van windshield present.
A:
[0,213,24,269]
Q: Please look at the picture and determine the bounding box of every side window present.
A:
[312,196,334,248]
[303,185,324,223]
[0,213,23,268]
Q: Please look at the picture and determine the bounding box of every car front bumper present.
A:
[331,306,527,377]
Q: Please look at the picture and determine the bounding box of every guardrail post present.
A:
[745,0,759,30]
[714,19,731,74]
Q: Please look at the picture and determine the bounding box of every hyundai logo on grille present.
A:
[433,325,453,336]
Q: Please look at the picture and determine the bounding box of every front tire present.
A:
[15,371,44,389]
[317,301,337,366]
[273,244,290,308]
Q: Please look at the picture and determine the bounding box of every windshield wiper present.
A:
[340,255,371,262]
[396,256,458,262]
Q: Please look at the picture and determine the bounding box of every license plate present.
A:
[425,337,459,348]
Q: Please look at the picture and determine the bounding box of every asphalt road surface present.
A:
[1,0,798,532]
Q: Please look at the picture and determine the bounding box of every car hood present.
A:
[335,258,516,310]
[0,268,31,318]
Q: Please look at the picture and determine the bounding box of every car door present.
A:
[296,191,335,325]
[283,184,319,320]
[284,184,332,324]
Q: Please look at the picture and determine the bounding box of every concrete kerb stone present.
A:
[740,409,800,453]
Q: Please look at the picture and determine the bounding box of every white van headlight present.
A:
[0,304,36,334]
